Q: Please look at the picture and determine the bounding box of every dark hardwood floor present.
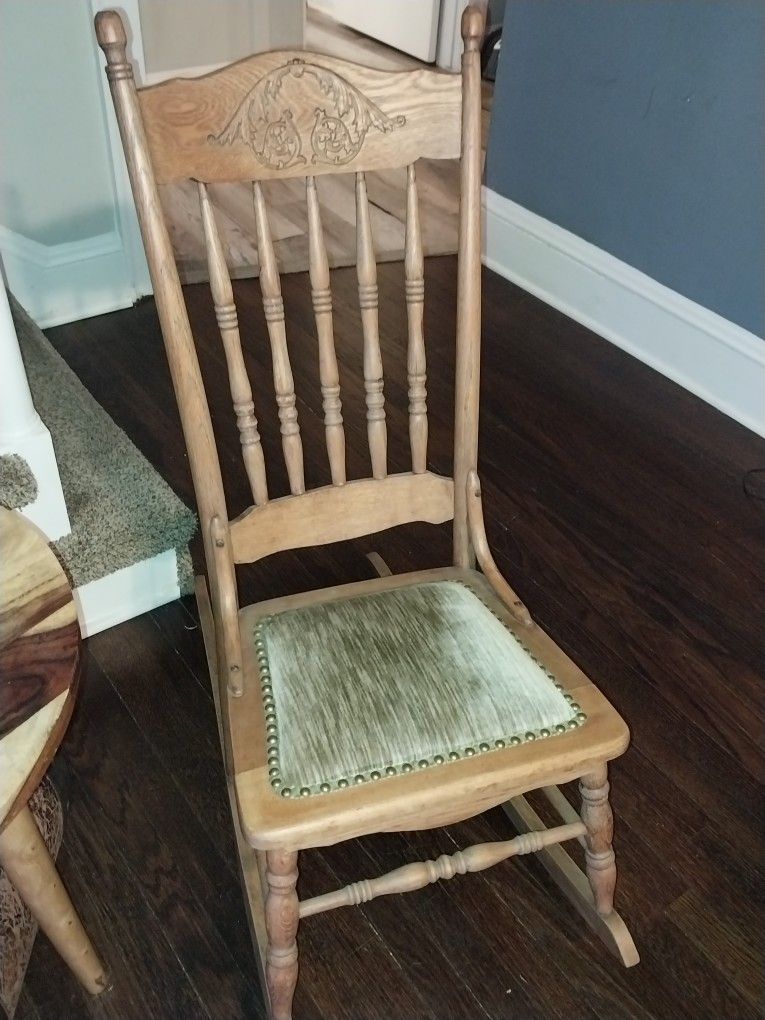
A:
[24,256,764,1019]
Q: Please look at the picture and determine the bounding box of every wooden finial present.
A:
[461,4,486,49]
[94,10,133,80]
[94,9,126,48]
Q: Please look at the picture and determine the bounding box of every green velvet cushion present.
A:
[254,579,582,798]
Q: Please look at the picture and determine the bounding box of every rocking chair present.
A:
[95,8,638,1018]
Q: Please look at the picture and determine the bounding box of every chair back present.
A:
[95,6,485,693]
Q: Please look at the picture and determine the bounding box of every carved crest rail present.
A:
[138,50,462,183]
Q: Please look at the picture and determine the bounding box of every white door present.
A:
[311,0,442,62]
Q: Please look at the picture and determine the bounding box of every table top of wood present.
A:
[0,507,80,831]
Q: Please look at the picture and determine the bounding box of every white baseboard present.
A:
[74,547,181,638]
[482,188,765,438]
[0,224,141,329]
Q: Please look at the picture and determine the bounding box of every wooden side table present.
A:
[0,507,108,995]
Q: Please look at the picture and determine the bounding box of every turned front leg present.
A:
[265,850,299,1020]
[580,765,617,915]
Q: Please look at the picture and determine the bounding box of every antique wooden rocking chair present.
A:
[96,7,638,1017]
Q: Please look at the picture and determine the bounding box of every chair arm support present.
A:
[466,470,532,627]
[209,515,244,696]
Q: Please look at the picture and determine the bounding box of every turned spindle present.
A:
[355,171,387,479]
[265,850,299,1020]
[198,182,268,505]
[299,822,585,918]
[307,176,346,486]
[580,765,617,915]
[405,163,428,473]
[253,182,304,496]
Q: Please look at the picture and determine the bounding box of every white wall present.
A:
[140,0,267,74]
[1,2,114,245]
[0,0,149,327]
[139,0,304,79]
[0,0,306,326]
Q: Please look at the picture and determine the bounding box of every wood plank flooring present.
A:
[26,258,765,1019]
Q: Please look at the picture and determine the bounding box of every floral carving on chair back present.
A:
[209,59,406,170]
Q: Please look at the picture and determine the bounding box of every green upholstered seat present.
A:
[253,579,584,798]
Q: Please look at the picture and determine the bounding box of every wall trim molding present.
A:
[0,225,122,268]
[73,547,181,638]
[482,187,765,438]
[0,224,140,329]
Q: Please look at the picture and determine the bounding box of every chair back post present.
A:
[95,11,243,690]
[452,4,485,569]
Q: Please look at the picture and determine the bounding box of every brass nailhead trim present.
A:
[255,578,587,798]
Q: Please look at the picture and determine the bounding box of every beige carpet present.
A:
[9,298,196,593]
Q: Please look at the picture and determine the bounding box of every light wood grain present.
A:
[253,181,305,496]
[0,805,110,995]
[155,16,492,286]
[229,472,454,564]
[405,163,428,473]
[198,181,269,505]
[230,566,630,852]
[0,509,70,649]
[95,10,238,696]
[306,175,346,485]
[580,764,617,916]
[299,821,585,918]
[195,575,270,996]
[503,794,639,967]
[467,469,531,626]
[452,7,484,568]
[265,850,299,1020]
[209,515,244,696]
[355,171,387,479]
[540,784,587,848]
[365,551,393,578]
[0,508,107,994]
[138,51,461,185]
[0,693,68,827]
[96,8,638,1013]
[0,508,79,830]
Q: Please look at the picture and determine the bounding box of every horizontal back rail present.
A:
[137,51,462,184]
[229,472,454,564]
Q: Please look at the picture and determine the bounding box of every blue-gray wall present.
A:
[486,1,764,338]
